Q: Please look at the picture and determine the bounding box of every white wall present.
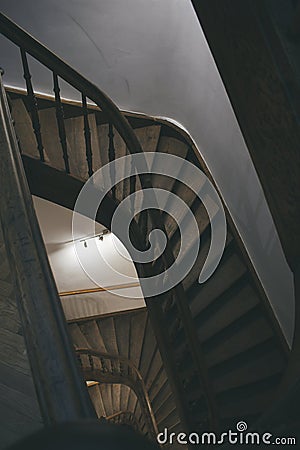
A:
[0,0,294,344]
[33,196,145,319]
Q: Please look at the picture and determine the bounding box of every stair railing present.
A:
[76,348,158,440]
[0,12,218,431]
[0,10,152,425]
[0,71,96,423]
[0,12,148,176]
[106,411,141,433]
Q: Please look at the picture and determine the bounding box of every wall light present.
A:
[79,229,110,248]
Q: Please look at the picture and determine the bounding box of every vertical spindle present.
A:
[108,123,116,198]
[20,49,45,162]
[53,73,70,173]
[82,94,93,177]
[129,157,137,216]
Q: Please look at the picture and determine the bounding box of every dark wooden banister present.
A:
[0,11,219,431]
[0,72,96,424]
[76,348,158,439]
[0,12,147,164]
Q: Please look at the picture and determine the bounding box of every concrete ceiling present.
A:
[0,0,294,344]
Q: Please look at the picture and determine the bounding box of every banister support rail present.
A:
[76,348,158,440]
[0,72,96,424]
[0,11,219,431]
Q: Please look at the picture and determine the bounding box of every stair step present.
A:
[79,319,107,353]
[112,383,122,413]
[148,367,168,403]
[68,323,90,349]
[163,166,207,239]
[172,198,217,261]
[135,125,161,156]
[204,310,274,367]
[69,309,176,436]
[126,388,138,415]
[211,345,284,393]
[113,312,131,359]
[99,383,114,416]
[152,380,173,414]
[144,349,164,392]
[217,374,282,418]
[189,245,246,315]
[95,316,118,355]
[150,135,188,210]
[155,389,177,425]
[195,281,259,342]
[181,230,234,292]
[65,113,101,179]
[38,108,67,171]
[88,383,105,417]
[158,406,180,432]
[120,385,131,413]
[128,310,148,371]
[139,318,159,383]
[10,98,42,160]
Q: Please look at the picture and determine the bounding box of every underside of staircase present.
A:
[0,227,42,449]
[68,308,180,440]
[2,87,289,443]
[0,10,294,448]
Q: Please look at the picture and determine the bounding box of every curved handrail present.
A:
[106,410,142,433]
[0,71,97,424]
[0,13,147,164]
[75,348,158,439]
[0,12,218,430]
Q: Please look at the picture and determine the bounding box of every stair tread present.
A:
[38,107,67,171]
[65,113,101,179]
[129,310,148,371]
[196,282,259,342]
[189,246,246,315]
[217,375,281,418]
[95,316,118,355]
[68,322,90,349]
[10,98,42,159]
[204,312,274,367]
[88,383,105,417]
[79,320,107,353]
[211,346,285,393]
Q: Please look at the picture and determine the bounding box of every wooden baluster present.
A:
[138,209,149,251]
[108,123,116,198]
[100,357,107,373]
[88,354,94,371]
[53,73,70,173]
[76,353,83,368]
[81,94,93,177]
[20,49,45,162]
[129,155,136,217]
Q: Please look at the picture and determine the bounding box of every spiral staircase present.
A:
[0,10,295,450]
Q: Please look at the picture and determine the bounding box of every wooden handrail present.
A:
[0,72,96,423]
[106,411,142,433]
[76,348,158,439]
[0,12,147,164]
[0,12,219,431]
